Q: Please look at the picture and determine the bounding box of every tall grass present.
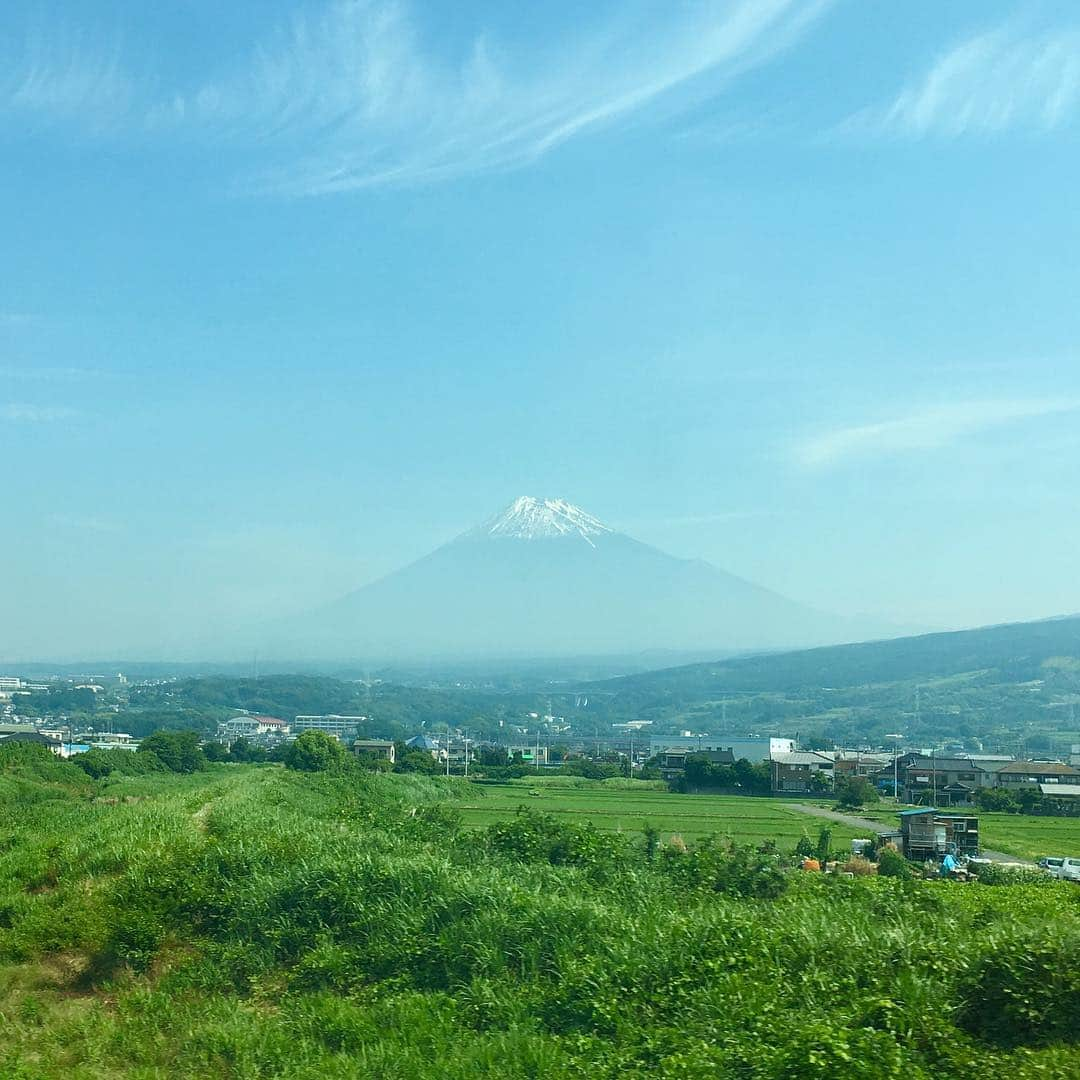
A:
[2,760,1079,1077]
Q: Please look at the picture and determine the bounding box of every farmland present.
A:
[3,749,1080,1078]
[458,777,867,848]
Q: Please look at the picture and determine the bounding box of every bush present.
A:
[835,775,879,810]
[876,847,912,879]
[975,787,1020,813]
[957,931,1080,1046]
[283,731,351,773]
[485,808,628,879]
[139,731,207,773]
[660,836,788,899]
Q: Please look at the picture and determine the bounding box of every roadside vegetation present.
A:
[2,742,1080,1077]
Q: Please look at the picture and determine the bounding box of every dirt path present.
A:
[788,803,1031,865]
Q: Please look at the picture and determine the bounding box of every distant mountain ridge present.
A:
[596,612,1080,696]
[274,496,897,660]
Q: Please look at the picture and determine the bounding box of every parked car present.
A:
[1038,857,1080,881]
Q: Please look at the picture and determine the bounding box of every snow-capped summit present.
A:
[478,496,612,545]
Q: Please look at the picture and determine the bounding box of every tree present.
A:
[835,775,879,810]
[139,731,207,773]
[229,738,267,763]
[203,741,230,763]
[394,749,442,774]
[815,826,832,865]
[975,787,1020,813]
[282,730,349,772]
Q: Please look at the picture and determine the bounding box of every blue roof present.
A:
[406,735,440,749]
[899,807,937,816]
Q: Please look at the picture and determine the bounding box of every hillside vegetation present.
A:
[594,615,1080,748]
[2,749,1080,1077]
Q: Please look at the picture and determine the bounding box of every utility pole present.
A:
[445,732,451,778]
[535,729,540,772]
[463,729,470,778]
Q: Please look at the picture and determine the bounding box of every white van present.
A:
[1040,857,1080,881]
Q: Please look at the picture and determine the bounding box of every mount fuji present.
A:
[279,497,888,659]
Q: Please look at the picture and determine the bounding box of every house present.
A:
[405,735,444,761]
[995,760,1080,788]
[1036,783,1080,813]
[0,731,63,755]
[352,739,395,763]
[507,744,549,765]
[770,751,835,793]
[898,808,980,860]
[832,751,892,779]
[875,753,1012,803]
[655,746,735,778]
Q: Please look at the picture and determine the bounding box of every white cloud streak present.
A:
[2,23,134,128]
[797,398,1080,469]
[6,0,830,195]
[851,24,1080,138]
[1,403,79,422]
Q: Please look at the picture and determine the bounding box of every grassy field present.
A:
[458,778,866,850]
[844,805,1080,862]
[4,753,1080,1077]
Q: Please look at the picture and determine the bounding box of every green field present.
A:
[459,778,866,850]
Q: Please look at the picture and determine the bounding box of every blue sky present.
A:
[3,0,1080,659]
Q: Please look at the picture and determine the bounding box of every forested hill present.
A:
[598,615,1080,697]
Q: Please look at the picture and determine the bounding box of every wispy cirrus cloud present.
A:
[2,22,135,128]
[5,1,833,194]
[1,403,80,422]
[847,23,1080,138]
[797,398,1080,469]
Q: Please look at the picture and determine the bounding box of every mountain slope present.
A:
[277,497,888,659]
[597,613,1080,695]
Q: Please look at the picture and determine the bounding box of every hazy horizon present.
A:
[5,1,1080,659]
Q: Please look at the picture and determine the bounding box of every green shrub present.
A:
[957,931,1080,1046]
[139,731,207,773]
[876,847,912,879]
[282,731,350,773]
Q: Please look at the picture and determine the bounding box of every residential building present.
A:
[995,760,1080,788]
[874,753,1013,804]
[405,734,443,761]
[507,744,548,765]
[0,731,62,755]
[770,751,835,793]
[352,739,395,763]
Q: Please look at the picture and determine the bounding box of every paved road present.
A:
[788,803,1032,865]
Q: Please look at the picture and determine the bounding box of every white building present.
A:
[292,715,367,738]
[648,735,795,763]
[220,715,291,740]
